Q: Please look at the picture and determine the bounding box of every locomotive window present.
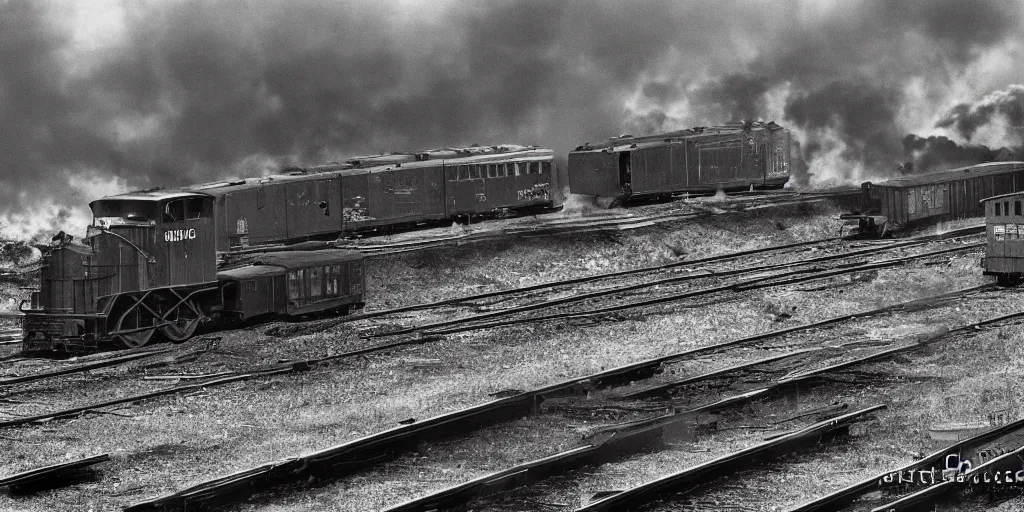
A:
[458,166,470,181]
[1016,201,1022,216]
[529,162,539,174]
[996,203,1002,216]
[163,200,185,223]
[92,200,155,222]
[185,198,208,219]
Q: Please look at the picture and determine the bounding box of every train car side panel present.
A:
[220,183,289,249]
[156,197,218,287]
[508,160,553,208]
[340,172,372,230]
[631,146,673,194]
[285,176,342,239]
[567,151,620,197]
[368,165,446,222]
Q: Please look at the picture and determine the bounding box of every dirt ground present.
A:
[1,199,1022,512]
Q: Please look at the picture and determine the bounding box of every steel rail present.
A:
[575,405,887,512]
[0,348,172,386]
[0,453,110,490]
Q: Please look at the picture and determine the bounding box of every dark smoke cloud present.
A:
[902,134,1023,173]
[936,85,1024,140]
[1,0,1024,237]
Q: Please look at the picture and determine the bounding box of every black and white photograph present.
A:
[1,1,1024,511]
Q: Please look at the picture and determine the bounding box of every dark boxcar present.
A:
[217,249,365,319]
[860,161,1024,232]
[568,121,790,202]
[982,192,1024,284]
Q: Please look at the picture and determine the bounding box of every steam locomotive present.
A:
[21,145,556,352]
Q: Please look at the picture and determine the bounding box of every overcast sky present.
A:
[1,0,1023,239]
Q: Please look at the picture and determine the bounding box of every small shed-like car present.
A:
[216,249,365,320]
[982,192,1024,285]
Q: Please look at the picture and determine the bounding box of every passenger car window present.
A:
[164,200,185,222]
[529,162,539,174]
[487,165,497,178]
[458,166,470,180]
[469,166,481,179]
[542,162,551,174]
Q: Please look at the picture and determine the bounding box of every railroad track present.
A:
[357,234,984,340]
[118,285,1021,511]
[334,191,857,257]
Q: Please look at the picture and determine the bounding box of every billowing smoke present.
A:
[1,0,1023,238]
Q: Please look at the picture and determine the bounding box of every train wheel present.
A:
[111,294,157,348]
[118,329,154,348]
[160,299,204,343]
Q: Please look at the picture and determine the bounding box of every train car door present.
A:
[286,177,342,239]
[448,163,486,215]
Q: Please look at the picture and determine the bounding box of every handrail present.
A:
[90,227,156,264]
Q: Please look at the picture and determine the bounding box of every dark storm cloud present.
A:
[1,0,1024,232]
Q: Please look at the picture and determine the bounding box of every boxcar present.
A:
[567,121,791,202]
[847,161,1024,235]
[981,192,1024,285]
[216,250,365,320]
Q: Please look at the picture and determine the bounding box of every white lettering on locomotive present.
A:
[164,228,197,242]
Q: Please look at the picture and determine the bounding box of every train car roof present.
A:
[871,161,1024,188]
[90,190,212,205]
[217,249,363,280]
[980,191,1024,203]
[570,121,787,153]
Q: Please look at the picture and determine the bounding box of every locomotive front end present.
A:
[20,239,105,353]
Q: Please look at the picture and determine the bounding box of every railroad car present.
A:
[843,161,1024,236]
[981,192,1024,285]
[567,121,791,203]
[189,145,555,253]
[20,189,366,352]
